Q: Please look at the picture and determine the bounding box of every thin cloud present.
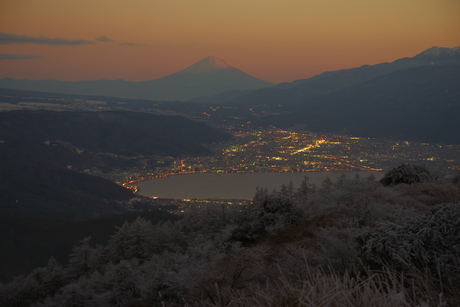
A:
[0,53,45,60]
[120,42,156,47]
[0,32,94,46]
[96,36,114,42]
[120,42,141,46]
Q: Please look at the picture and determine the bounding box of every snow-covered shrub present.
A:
[304,174,403,229]
[223,267,425,307]
[451,172,460,185]
[394,182,460,207]
[305,226,364,272]
[184,244,271,306]
[380,164,436,187]
[356,202,460,279]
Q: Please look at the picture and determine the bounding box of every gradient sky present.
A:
[1,0,459,84]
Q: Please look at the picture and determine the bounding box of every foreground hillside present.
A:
[2,166,460,306]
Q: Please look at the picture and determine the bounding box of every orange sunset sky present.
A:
[1,0,459,84]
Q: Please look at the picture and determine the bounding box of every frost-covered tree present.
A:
[32,257,66,297]
[179,203,226,236]
[0,275,40,307]
[379,163,435,187]
[67,236,95,279]
[230,195,303,244]
[280,183,289,197]
[294,175,315,205]
[253,186,269,204]
[288,180,295,199]
[35,277,99,307]
[259,195,302,226]
[0,257,68,307]
[309,173,381,226]
[106,217,156,263]
[103,261,141,306]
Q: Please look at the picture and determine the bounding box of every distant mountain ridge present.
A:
[413,46,460,58]
[224,46,460,105]
[0,56,273,101]
[258,63,460,144]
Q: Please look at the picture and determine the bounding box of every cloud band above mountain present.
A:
[0,32,94,46]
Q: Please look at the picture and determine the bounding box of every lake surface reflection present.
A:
[134,171,383,199]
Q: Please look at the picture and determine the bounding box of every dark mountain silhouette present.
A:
[258,64,460,144]
[0,56,273,101]
[0,153,133,219]
[0,110,231,157]
[0,110,231,219]
[0,110,231,281]
[230,46,460,105]
[0,205,179,282]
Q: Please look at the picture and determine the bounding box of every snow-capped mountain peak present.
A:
[177,56,237,74]
[414,46,460,58]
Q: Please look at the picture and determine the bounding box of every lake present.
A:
[134,171,383,199]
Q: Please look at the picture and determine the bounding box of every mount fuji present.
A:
[0,56,274,101]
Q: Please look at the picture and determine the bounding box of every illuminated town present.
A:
[89,126,460,187]
[5,96,456,192]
